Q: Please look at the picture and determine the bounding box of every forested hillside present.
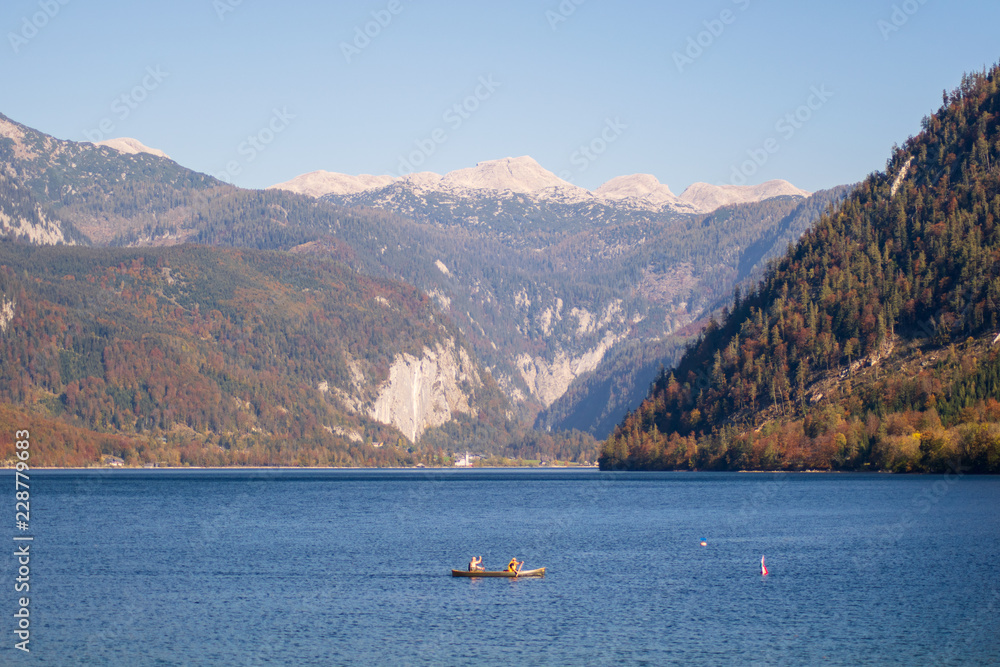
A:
[0,164,85,244]
[0,242,492,466]
[601,66,1000,473]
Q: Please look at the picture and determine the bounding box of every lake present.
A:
[5,469,999,665]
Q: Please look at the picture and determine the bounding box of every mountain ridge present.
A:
[270,156,809,214]
[0,108,841,461]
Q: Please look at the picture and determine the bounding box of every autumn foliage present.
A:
[602,65,1000,473]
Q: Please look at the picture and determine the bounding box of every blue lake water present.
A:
[3,469,999,665]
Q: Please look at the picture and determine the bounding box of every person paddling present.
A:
[507,557,523,576]
[468,556,483,572]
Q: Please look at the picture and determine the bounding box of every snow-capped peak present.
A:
[269,158,810,214]
[594,174,679,206]
[95,137,169,159]
[678,180,810,212]
[270,170,397,198]
[440,156,581,195]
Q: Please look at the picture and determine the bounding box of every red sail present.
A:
[761,555,768,576]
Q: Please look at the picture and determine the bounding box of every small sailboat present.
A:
[760,555,768,576]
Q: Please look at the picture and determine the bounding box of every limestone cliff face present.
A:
[507,298,629,408]
[516,331,623,408]
[0,298,14,333]
[0,209,73,245]
[369,340,480,442]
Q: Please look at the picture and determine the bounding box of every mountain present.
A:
[270,156,809,214]
[271,171,396,197]
[0,112,220,245]
[272,156,597,205]
[600,65,1000,473]
[678,180,811,211]
[95,137,170,159]
[591,174,812,213]
[537,186,852,438]
[438,155,587,197]
[271,158,828,432]
[0,110,840,465]
[595,174,682,207]
[0,114,607,463]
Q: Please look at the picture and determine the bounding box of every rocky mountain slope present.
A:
[269,155,827,433]
[0,111,839,461]
[0,165,83,245]
[538,185,851,437]
[0,112,220,245]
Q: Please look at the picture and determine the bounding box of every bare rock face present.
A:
[891,157,914,198]
[369,340,480,442]
[516,332,623,408]
[0,298,14,333]
[0,207,73,245]
[0,162,76,245]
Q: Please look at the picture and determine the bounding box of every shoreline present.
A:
[11,466,952,474]
[18,464,599,471]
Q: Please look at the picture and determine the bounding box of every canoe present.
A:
[452,567,546,578]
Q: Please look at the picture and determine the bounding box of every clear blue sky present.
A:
[2,0,998,193]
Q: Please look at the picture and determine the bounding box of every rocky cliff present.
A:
[369,340,481,441]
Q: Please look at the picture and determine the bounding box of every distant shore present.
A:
[14,466,925,474]
[21,463,600,471]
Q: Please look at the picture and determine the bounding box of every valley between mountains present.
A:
[0,108,853,467]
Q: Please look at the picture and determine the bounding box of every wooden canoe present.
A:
[451,567,546,578]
